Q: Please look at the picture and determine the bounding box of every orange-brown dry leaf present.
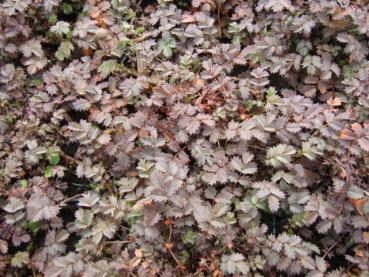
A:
[210,261,218,271]
[350,268,361,277]
[327,97,342,107]
[355,249,365,258]
[139,129,151,139]
[330,7,351,30]
[135,249,143,258]
[126,170,138,177]
[96,15,106,28]
[339,129,354,140]
[163,130,175,142]
[339,167,346,178]
[133,199,153,209]
[83,48,93,56]
[182,14,196,23]
[131,257,142,269]
[349,198,367,215]
[194,74,205,88]
[332,7,351,20]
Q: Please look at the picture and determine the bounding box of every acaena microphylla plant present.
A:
[1,0,369,276]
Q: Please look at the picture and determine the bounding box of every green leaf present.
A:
[27,222,40,235]
[48,15,57,25]
[5,113,15,124]
[50,21,71,35]
[233,198,241,210]
[159,36,176,58]
[48,153,60,165]
[45,165,53,178]
[62,3,73,14]
[98,59,119,78]
[137,160,155,178]
[31,79,43,86]
[265,144,296,167]
[55,41,74,61]
[136,27,145,34]
[266,87,276,96]
[246,100,254,111]
[11,251,30,268]
[225,212,237,224]
[301,142,322,161]
[228,22,241,33]
[180,250,190,264]
[47,147,61,165]
[20,179,28,188]
[343,65,354,80]
[182,230,198,245]
[180,55,192,69]
[125,207,143,226]
[121,21,132,32]
[89,183,103,193]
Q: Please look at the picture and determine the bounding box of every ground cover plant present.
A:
[1,0,369,276]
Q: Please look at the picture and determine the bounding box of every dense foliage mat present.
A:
[1,0,369,276]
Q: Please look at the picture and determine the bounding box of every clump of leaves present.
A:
[1,0,369,276]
